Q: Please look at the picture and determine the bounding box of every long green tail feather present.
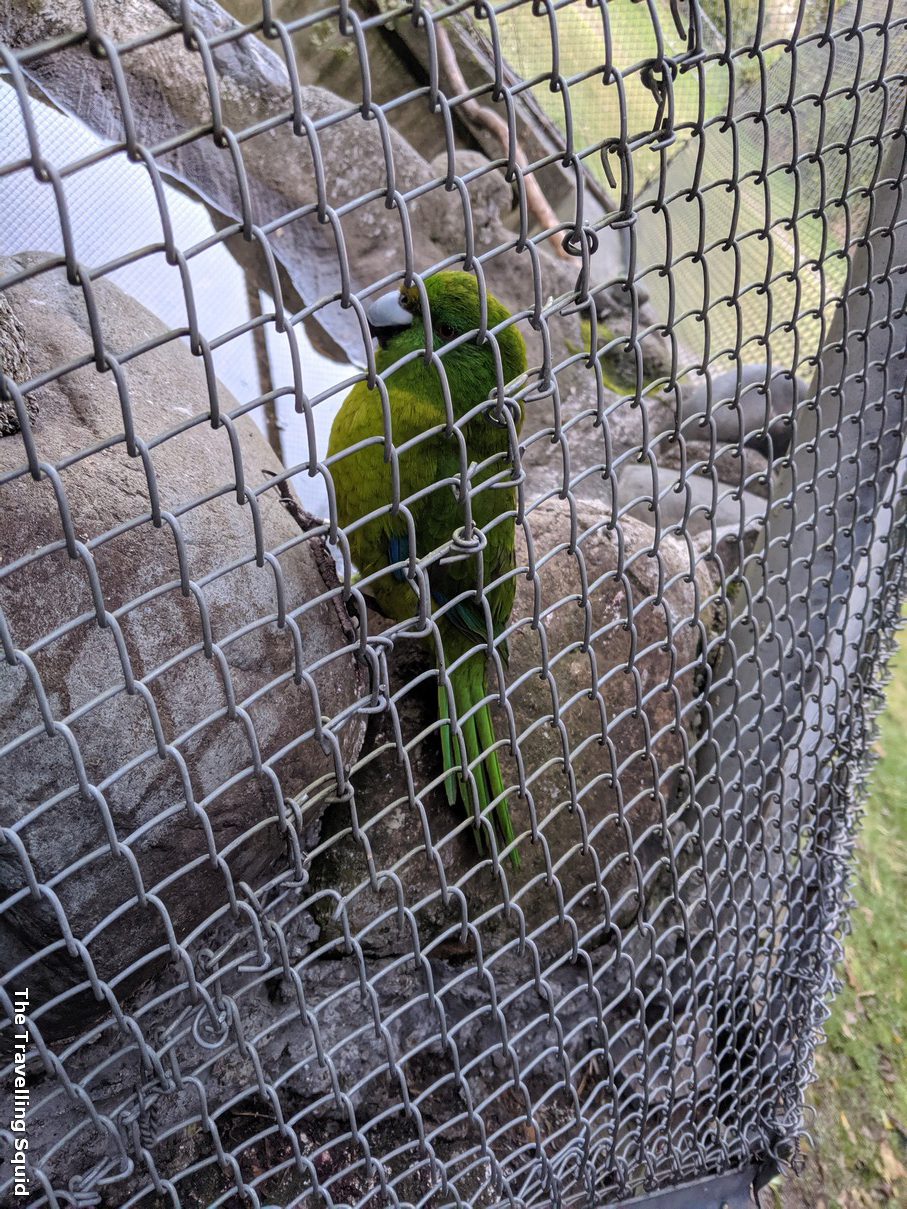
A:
[437,684,458,807]
[475,701,517,860]
[438,655,520,870]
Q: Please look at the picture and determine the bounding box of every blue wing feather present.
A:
[388,534,408,583]
[391,541,510,663]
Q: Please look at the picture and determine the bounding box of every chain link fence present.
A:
[1,0,905,1205]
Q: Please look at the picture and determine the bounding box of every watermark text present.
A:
[8,988,30,1199]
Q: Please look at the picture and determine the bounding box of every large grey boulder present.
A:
[428,150,515,248]
[616,461,768,537]
[678,364,808,455]
[0,254,363,1038]
[0,272,723,1204]
[651,437,770,497]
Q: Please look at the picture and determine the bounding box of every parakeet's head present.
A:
[366,272,527,413]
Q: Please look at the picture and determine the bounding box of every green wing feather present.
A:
[438,641,518,868]
[432,514,520,870]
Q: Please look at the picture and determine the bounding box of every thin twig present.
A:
[434,19,572,259]
[261,468,320,531]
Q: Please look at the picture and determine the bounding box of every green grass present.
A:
[770,626,907,1207]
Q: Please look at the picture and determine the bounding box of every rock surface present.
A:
[516,362,680,508]
[592,279,676,397]
[616,461,768,537]
[311,500,717,962]
[428,150,515,246]
[0,254,363,1037]
[0,292,33,435]
[647,437,771,497]
[678,364,808,453]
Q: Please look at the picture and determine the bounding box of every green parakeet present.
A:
[327,272,527,867]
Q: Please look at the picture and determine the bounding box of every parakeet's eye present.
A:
[436,322,456,342]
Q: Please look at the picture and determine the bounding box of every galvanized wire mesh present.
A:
[1,1,905,1206]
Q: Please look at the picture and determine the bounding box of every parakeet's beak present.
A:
[367,291,414,348]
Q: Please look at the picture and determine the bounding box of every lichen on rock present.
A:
[0,292,35,437]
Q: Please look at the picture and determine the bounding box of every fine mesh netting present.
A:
[1,1,905,1206]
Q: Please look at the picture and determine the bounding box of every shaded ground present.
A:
[760,628,907,1207]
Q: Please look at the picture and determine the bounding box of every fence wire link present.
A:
[1,0,906,1205]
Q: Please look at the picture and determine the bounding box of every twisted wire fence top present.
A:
[0,0,905,1206]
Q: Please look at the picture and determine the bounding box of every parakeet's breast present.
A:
[329,379,446,620]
